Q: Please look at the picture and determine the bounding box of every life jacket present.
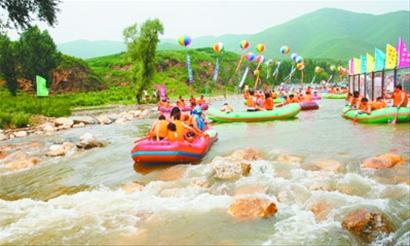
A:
[393,90,409,107]
[173,120,185,141]
[359,102,369,111]
[371,101,387,110]
[350,97,359,107]
[193,114,205,131]
[176,99,185,108]
[189,97,196,105]
[197,98,205,105]
[272,92,278,99]
[158,101,167,107]
[246,96,256,107]
[264,98,274,110]
[304,95,312,102]
[167,131,179,141]
[288,97,299,103]
[244,92,250,100]
[155,120,168,138]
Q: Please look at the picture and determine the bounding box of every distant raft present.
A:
[131,129,217,164]
[342,106,410,123]
[300,101,319,111]
[322,93,346,99]
[208,103,301,123]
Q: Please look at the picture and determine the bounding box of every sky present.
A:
[6,0,410,43]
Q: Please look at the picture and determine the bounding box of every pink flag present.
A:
[397,37,410,68]
[349,59,354,75]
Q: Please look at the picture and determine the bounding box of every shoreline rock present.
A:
[228,198,277,220]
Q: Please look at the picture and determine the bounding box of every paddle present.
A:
[392,106,400,124]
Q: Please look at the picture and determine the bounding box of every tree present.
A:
[0,34,20,95]
[17,26,60,89]
[0,0,59,30]
[123,19,164,103]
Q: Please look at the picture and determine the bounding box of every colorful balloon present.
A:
[295,56,304,64]
[246,52,256,62]
[240,40,249,50]
[256,55,265,64]
[256,43,265,53]
[280,46,290,55]
[178,35,191,47]
[314,66,322,74]
[213,42,224,53]
[330,65,336,71]
[296,62,305,71]
[291,53,298,61]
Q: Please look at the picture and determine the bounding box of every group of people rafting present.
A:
[347,84,409,114]
[149,95,208,142]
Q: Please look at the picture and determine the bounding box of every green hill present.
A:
[163,8,410,60]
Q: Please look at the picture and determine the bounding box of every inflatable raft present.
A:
[158,104,208,113]
[243,98,284,106]
[322,93,346,99]
[300,101,319,111]
[131,129,217,164]
[342,106,410,123]
[208,103,301,123]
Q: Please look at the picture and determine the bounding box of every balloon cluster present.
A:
[280,46,290,55]
[240,40,249,50]
[213,42,224,53]
[178,35,191,47]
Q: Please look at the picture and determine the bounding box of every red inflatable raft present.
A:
[300,101,319,111]
[131,130,217,164]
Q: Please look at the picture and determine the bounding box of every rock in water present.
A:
[69,116,97,125]
[362,153,404,169]
[0,133,7,141]
[54,117,74,129]
[313,159,343,172]
[211,156,251,180]
[96,115,113,125]
[77,133,105,149]
[341,208,393,243]
[14,131,28,138]
[228,198,277,220]
[3,151,40,171]
[121,182,145,193]
[46,142,75,157]
[276,154,304,165]
[230,148,263,161]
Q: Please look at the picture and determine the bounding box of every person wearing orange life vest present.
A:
[158,98,168,108]
[176,96,185,108]
[349,91,360,109]
[286,94,300,104]
[147,115,168,141]
[189,95,196,107]
[392,84,409,107]
[358,97,371,114]
[263,92,274,110]
[197,95,205,105]
[246,89,258,111]
[371,97,387,110]
[303,91,313,102]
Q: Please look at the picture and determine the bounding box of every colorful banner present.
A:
[272,62,281,77]
[186,54,193,84]
[212,58,219,82]
[353,58,361,74]
[397,37,410,68]
[374,48,385,71]
[36,75,49,97]
[360,55,367,74]
[348,59,354,75]
[366,53,375,73]
[239,66,249,88]
[385,43,397,69]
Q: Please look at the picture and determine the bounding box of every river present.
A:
[0,99,409,245]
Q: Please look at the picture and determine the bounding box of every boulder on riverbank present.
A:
[228,198,277,220]
[46,142,76,157]
[341,208,393,243]
[69,116,98,125]
[362,153,404,169]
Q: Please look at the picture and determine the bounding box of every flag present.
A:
[385,43,397,69]
[353,58,361,74]
[397,37,410,68]
[348,59,354,75]
[360,55,367,73]
[374,48,385,71]
[36,75,49,97]
[366,53,375,73]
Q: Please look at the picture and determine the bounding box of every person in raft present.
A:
[303,91,313,102]
[358,97,371,114]
[390,84,409,108]
[189,95,196,108]
[349,91,360,108]
[158,98,170,108]
[197,95,206,106]
[176,96,186,108]
[286,94,300,104]
[220,102,234,113]
[191,106,205,135]
[147,115,168,141]
[371,97,387,110]
[263,92,274,110]
[246,89,257,111]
